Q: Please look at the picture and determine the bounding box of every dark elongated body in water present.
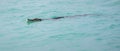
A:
[27,14,95,23]
[27,17,64,25]
[52,17,64,19]
[27,17,64,22]
[28,18,42,21]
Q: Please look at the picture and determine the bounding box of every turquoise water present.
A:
[0,0,120,51]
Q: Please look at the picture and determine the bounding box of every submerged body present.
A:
[27,18,42,21]
[27,14,94,22]
[52,17,64,19]
[27,17,64,22]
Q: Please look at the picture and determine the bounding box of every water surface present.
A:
[0,0,120,51]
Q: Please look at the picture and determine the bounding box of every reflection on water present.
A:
[27,21,34,25]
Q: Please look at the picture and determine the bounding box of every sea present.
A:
[0,0,120,51]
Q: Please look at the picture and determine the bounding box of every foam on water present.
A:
[0,0,120,51]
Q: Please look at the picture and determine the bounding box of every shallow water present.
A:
[0,0,120,51]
